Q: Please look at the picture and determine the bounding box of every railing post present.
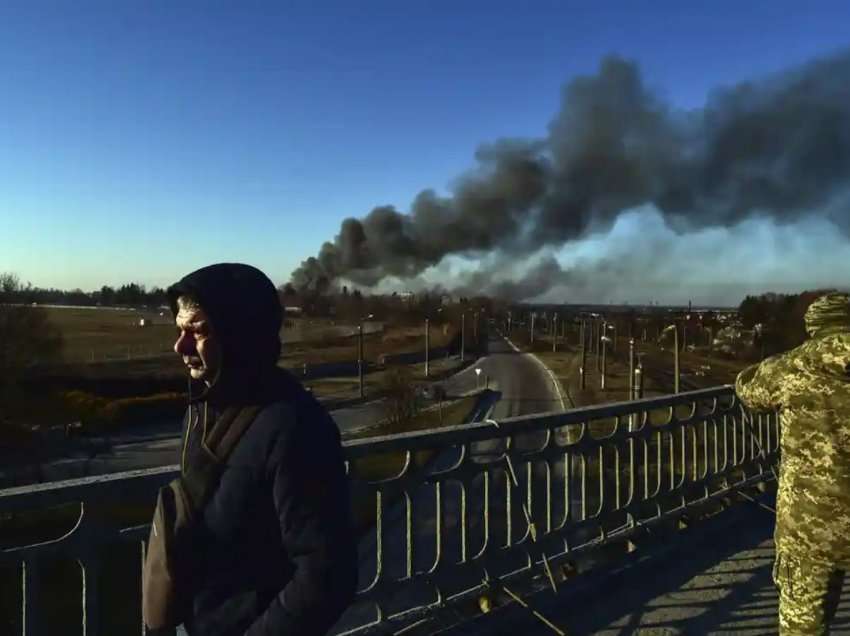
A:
[22,558,45,636]
[80,553,102,636]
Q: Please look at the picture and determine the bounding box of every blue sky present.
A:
[1,1,849,304]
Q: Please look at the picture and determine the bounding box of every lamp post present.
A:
[552,313,558,352]
[601,334,611,389]
[579,319,587,390]
[597,320,605,372]
[461,312,466,362]
[628,337,636,432]
[530,312,535,344]
[358,323,364,398]
[358,313,374,398]
[673,324,680,394]
[425,317,430,378]
[635,357,645,398]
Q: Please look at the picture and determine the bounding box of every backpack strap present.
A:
[204,404,263,461]
[182,404,264,510]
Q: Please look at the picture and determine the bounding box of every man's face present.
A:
[174,299,222,385]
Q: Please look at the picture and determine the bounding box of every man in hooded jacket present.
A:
[736,292,850,635]
[166,263,358,636]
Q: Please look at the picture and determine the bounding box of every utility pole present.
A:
[636,359,644,398]
[530,312,535,344]
[552,313,558,352]
[597,321,604,372]
[474,311,479,348]
[673,325,680,394]
[461,312,466,362]
[628,337,636,432]
[580,320,587,390]
[425,318,430,378]
[358,323,364,398]
[601,333,608,389]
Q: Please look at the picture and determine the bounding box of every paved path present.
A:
[441,494,850,636]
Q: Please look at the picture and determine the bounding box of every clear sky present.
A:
[2,1,849,304]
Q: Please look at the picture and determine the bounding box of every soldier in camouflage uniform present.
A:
[736,292,850,635]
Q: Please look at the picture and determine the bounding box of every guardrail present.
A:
[0,385,779,636]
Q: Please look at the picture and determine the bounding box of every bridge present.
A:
[1,385,846,635]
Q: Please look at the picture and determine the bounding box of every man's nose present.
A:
[174,332,195,356]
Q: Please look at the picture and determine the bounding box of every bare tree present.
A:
[380,365,419,428]
[0,272,64,391]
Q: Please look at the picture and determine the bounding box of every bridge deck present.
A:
[438,495,850,636]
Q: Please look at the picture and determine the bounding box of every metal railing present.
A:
[0,386,779,636]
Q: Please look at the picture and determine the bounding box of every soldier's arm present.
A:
[735,354,793,411]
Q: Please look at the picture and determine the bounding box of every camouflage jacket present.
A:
[736,326,850,564]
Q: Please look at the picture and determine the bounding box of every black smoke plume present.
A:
[291,51,850,298]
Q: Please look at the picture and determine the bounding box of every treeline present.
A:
[279,282,498,326]
[1,274,168,308]
[738,289,837,357]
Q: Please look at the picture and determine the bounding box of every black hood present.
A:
[167,263,283,406]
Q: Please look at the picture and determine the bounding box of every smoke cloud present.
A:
[291,51,850,299]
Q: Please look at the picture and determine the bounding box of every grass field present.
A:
[4,309,457,437]
[40,307,455,370]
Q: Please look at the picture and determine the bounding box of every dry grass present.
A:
[43,309,455,369]
[41,306,175,364]
[281,322,455,369]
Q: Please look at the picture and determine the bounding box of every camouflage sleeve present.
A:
[735,354,792,411]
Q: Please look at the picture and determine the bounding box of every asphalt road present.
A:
[1,398,394,486]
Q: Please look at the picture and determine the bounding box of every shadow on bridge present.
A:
[444,493,850,635]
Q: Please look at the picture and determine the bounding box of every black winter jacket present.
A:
[181,370,357,636]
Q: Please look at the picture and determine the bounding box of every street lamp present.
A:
[672,324,680,394]
[424,308,443,378]
[579,319,587,390]
[358,313,374,398]
[600,334,612,389]
[461,312,466,362]
[552,313,558,352]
